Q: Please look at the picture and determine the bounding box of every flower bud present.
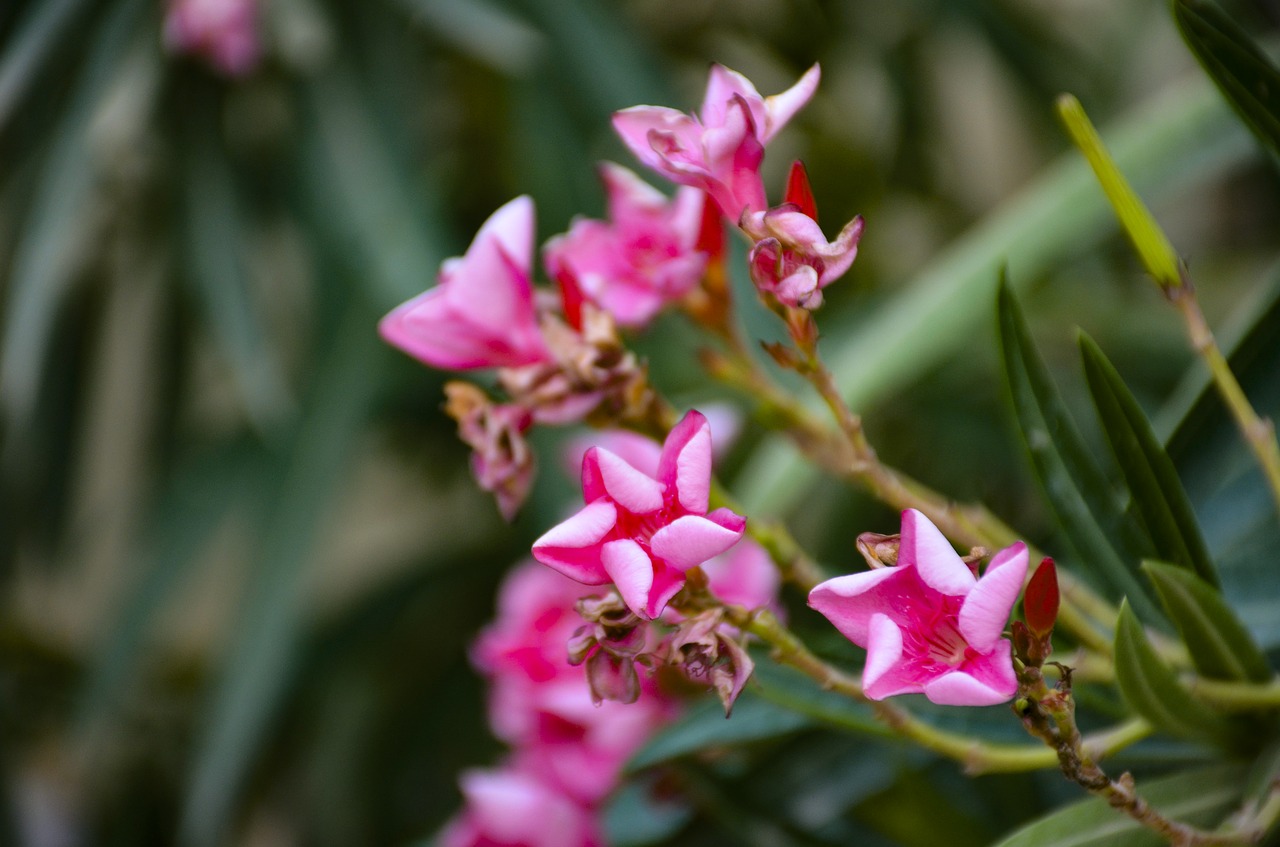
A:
[1024,558,1059,638]
[856,532,900,569]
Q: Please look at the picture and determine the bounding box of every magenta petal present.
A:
[806,567,902,645]
[923,666,1013,707]
[593,448,665,513]
[658,410,712,513]
[959,541,1029,652]
[611,106,695,173]
[959,639,1018,702]
[602,539,656,618]
[531,500,617,584]
[862,613,904,695]
[650,514,744,570]
[901,509,975,596]
[645,559,687,619]
[762,63,821,143]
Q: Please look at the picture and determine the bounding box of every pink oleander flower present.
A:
[544,164,708,329]
[532,410,746,619]
[808,509,1028,706]
[613,64,821,221]
[473,562,674,804]
[439,767,603,847]
[741,205,864,309]
[379,196,552,371]
[701,537,781,613]
[163,0,261,77]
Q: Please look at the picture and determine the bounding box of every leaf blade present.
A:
[1142,560,1272,683]
[1079,333,1220,588]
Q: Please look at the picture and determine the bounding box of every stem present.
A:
[1018,668,1261,846]
[1169,280,1280,517]
[706,605,1148,775]
[1189,676,1280,711]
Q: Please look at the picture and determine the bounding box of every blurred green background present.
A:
[1,0,1278,844]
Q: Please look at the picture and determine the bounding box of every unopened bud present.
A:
[1024,558,1059,638]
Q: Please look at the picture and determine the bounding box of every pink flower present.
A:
[742,205,864,309]
[379,196,552,371]
[473,562,673,803]
[544,164,708,329]
[701,538,780,612]
[807,509,1028,706]
[163,0,260,77]
[532,410,746,619]
[439,767,603,847]
[612,64,820,220]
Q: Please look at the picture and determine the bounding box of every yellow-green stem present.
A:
[1170,285,1280,516]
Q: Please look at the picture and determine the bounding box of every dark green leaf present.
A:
[1142,560,1272,683]
[1114,600,1237,746]
[626,692,812,772]
[1174,0,1280,159]
[603,779,694,846]
[996,279,1162,622]
[990,762,1247,847]
[179,309,384,847]
[1079,333,1219,588]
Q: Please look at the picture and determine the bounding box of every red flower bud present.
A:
[695,188,726,262]
[1024,557,1059,638]
[784,160,818,222]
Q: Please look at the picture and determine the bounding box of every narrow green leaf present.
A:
[996,279,1162,622]
[736,73,1252,516]
[1114,600,1236,745]
[0,0,94,131]
[991,762,1246,847]
[626,693,811,772]
[178,308,383,847]
[1056,93,1183,291]
[179,105,292,432]
[603,779,693,847]
[1079,333,1219,588]
[0,0,144,426]
[1174,0,1280,159]
[1142,560,1272,683]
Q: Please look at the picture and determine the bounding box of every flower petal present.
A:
[922,665,1013,707]
[602,538,657,619]
[901,509,974,596]
[645,558,687,619]
[959,541,1029,652]
[657,410,713,513]
[593,447,665,513]
[650,514,744,570]
[762,63,820,143]
[806,567,902,646]
[862,613,904,695]
[531,500,617,584]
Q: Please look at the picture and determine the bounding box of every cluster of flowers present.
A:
[378,62,865,521]
[380,61,1040,843]
[441,422,782,846]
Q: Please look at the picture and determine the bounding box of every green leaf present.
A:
[735,72,1253,516]
[1142,560,1272,683]
[1056,94,1183,291]
[0,0,144,426]
[996,279,1162,622]
[1079,333,1219,588]
[626,691,812,772]
[178,308,384,847]
[603,779,693,847]
[1114,600,1237,745]
[990,762,1247,847]
[0,0,94,131]
[1174,0,1280,160]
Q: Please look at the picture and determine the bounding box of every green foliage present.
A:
[1174,0,1280,160]
[1142,560,1272,683]
[1079,333,1220,589]
[1114,600,1238,747]
[990,763,1247,847]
